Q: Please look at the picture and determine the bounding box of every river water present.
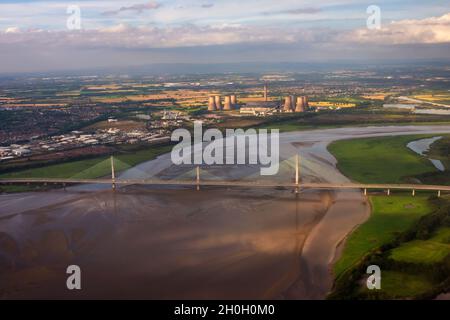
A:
[407,136,445,171]
[2,125,450,299]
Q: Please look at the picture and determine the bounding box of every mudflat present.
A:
[2,125,450,299]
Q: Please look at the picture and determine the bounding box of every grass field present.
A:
[389,240,450,264]
[0,144,173,180]
[431,227,450,244]
[328,135,437,183]
[358,271,434,298]
[333,195,434,277]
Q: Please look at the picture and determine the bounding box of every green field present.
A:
[358,271,434,298]
[328,135,437,183]
[0,144,173,180]
[329,134,440,276]
[329,133,450,299]
[333,195,434,277]
[389,240,450,264]
[430,227,450,244]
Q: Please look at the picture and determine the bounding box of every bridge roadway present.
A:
[1,178,450,194]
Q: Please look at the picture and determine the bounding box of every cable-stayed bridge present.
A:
[0,156,449,197]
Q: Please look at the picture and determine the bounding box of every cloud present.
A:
[201,3,214,9]
[102,1,161,16]
[262,7,321,16]
[1,12,449,51]
[2,13,450,52]
[0,24,332,49]
[345,12,450,44]
[5,27,20,34]
[0,12,449,74]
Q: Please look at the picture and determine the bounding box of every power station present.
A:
[207,83,309,115]
[208,95,237,112]
[282,95,309,113]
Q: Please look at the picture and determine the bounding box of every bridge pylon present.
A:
[196,166,200,191]
[111,156,116,191]
[294,154,300,194]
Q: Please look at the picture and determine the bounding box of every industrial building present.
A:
[283,95,309,113]
[240,101,279,116]
[263,83,268,101]
[240,106,277,116]
[208,94,237,112]
[207,85,309,116]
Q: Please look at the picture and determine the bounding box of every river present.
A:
[407,136,445,171]
[2,125,450,299]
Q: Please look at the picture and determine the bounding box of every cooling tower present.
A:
[302,96,309,109]
[283,96,293,112]
[223,96,233,111]
[290,95,295,110]
[215,95,222,110]
[208,96,217,111]
[230,95,237,105]
[295,97,305,112]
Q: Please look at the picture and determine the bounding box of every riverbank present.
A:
[328,134,450,299]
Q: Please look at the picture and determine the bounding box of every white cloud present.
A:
[2,12,449,51]
[5,27,20,34]
[0,23,333,49]
[345,13,450,44]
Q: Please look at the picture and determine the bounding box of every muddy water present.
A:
[2,125,450,299]
[0,187,336,299]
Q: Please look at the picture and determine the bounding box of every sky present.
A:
[0,0,450,73]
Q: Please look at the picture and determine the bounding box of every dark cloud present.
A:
[103,1,161,16]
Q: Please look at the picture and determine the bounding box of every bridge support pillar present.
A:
[111,156,116,192]
[364,188,367,196]
[63,183,66,191]
[295,154,300,194]
[196,166,200,191]
[438,190,441,197]
[412,189,415,197]
[387,189,390,196]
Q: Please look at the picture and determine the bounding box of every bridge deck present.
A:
[1,178,450,192]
